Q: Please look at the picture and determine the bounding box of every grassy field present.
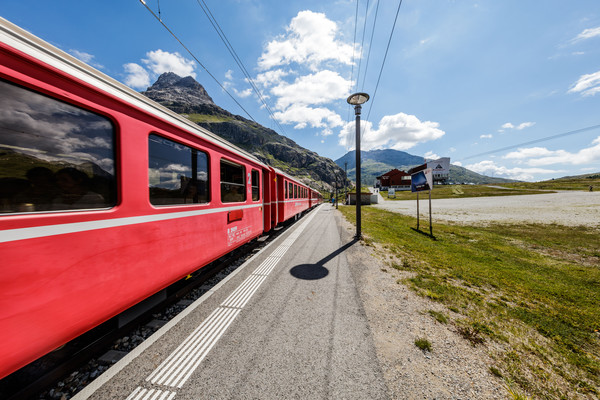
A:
[184,113,235,123]
[499,175,600,191]
[339,206,599,399]
[381,185,552,201]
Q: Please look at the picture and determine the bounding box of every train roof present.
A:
[0,17,268,169]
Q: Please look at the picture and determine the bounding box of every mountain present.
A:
[335,149,518,186]
[141,73,348,191]
[335,149,425,171]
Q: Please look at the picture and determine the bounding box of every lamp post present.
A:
[346,92,369,239]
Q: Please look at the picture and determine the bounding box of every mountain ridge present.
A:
[140,73,349,192]
[334,149,518,186]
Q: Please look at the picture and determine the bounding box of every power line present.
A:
[365,0,403,121]
[354,0,370,94]
[346,0,362,153]
[347,0,360,133]
[459,124,600,161]
[138,0,257,123]
[194,0,288,136]
[361,0,380,92]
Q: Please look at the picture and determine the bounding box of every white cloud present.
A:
[234,88,253,98]
[338,112,445,151]
[452,161,462,166]
[501,121,535,131]
[258,10,354,71]
[70,50,104,69]
[480,134,493,139]
[225,69,234,80]
[142,50,196,78]
[123,63,150,89]
[568,70,600,96]
[424,151,440,160]
[270,70,351,110]
[255,69,291,88]
[123,50,196,90]
[503,136,600,166]
[274,104,344,129]
[321,128,334,137]
[573,27,600,41]
[465,160,561,181]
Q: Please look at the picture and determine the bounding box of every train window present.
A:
[251,169,260,201]
[221,159,246,203]
[288,182,293,199]
[294,185,298,199]
[148,134,209,206]
[0,79,116,213]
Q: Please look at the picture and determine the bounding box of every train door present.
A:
[262,167,271,233]
[277,175,285,224]
[271,172,278,228]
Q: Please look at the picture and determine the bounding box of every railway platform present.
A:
[74,204,389,400]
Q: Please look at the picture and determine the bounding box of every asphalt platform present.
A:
[74,204,389,400]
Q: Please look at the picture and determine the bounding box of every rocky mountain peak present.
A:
[140,73,348,191]
[141,72,215,109]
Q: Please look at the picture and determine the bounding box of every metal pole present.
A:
[416,191,420,231]
[429,189,433,236]
[335,174,338,209]
[355,104,362,239]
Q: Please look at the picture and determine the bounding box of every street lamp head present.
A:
[346,92,370,106]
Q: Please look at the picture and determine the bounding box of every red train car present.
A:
[309,188,323,208]
[274,168,312,224]
[0,18,317,379]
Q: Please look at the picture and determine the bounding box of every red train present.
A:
[0,17,322,379]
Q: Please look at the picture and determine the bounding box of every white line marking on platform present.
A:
[89,205,322,400]
[145,206,321,390]
[126,387,176,400]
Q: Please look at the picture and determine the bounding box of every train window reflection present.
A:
[0,79,116,213]
[149,134,209,206]
[251,169,260,201]
[221,159,245,203]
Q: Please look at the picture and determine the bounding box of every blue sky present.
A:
[3,0,600,181]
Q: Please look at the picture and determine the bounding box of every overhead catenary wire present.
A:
[354,0,370,94]
[347,0,361,152]
[459,123,600,162]
[138,0,257,123]
[360,0,380,92]
[365,0,403,121]
[194,0,289,136]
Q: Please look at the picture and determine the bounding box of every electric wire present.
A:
[349,0,359,92]
[347,0,360,148]
[360,0,380,92]
[354,0,370,94]
[195,0,288,136]
[365,0,403,121]
[138,0,257,123]
[459,124,600,161]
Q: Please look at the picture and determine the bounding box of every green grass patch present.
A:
[185,113,234,123]
[499,175,600,191]
[415,337,432,352]
[428,310,448,324]
[339,205,600,398]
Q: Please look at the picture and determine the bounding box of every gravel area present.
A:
[372,191,600,228]
[340,214,506,399]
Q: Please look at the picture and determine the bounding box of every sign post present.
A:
[411,167,434,236]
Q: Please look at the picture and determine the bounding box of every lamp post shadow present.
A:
[289,238,359,280]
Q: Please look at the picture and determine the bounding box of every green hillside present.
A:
[336,149,517,186]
